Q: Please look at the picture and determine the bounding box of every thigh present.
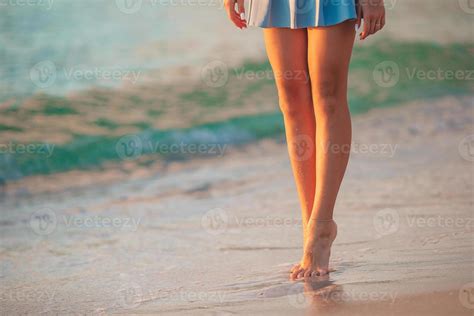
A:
[263,28,310,90]
[307,21,356,96]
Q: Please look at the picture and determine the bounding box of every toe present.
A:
[290,268,302,280]
[303,269,312,278]
[297,269,306,280]
[290,264,300,273]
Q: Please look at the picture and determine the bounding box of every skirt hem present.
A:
[248,16,357,29]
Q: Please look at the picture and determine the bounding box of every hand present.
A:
[356,0,385,40]
[224,0,247,29]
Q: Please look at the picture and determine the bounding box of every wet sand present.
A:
[1,95,473,314]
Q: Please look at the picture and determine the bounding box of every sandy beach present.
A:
[1,95,473,314]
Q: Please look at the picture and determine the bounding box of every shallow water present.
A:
[0,0,262,99]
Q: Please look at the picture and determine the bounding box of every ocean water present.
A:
[1,1,472,182]
[0,0,229,99]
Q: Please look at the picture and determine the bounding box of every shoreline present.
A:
[2,94,472,197]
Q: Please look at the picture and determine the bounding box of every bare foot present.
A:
[290,220,337,280]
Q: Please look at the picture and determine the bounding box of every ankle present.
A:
[308,219,337,238]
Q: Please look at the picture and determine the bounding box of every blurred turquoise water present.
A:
[0,0,195,99]
[1,40,473,181]
[0,1,472,182]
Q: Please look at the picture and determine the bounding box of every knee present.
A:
[312,79,343,118]
[276,79,312,120]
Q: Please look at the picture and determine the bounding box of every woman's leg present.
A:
[262,29,316,243]
[291,20,356,279]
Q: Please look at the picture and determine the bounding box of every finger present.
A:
[229,11,246,29]
[236,0,245,16]
[236,0,247,28]
[369,18,377,35]
[225,1,245,29]
[373,18,382,34]
[356,0,362,29]
[360,18,371,40]
[234,12,247,28]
